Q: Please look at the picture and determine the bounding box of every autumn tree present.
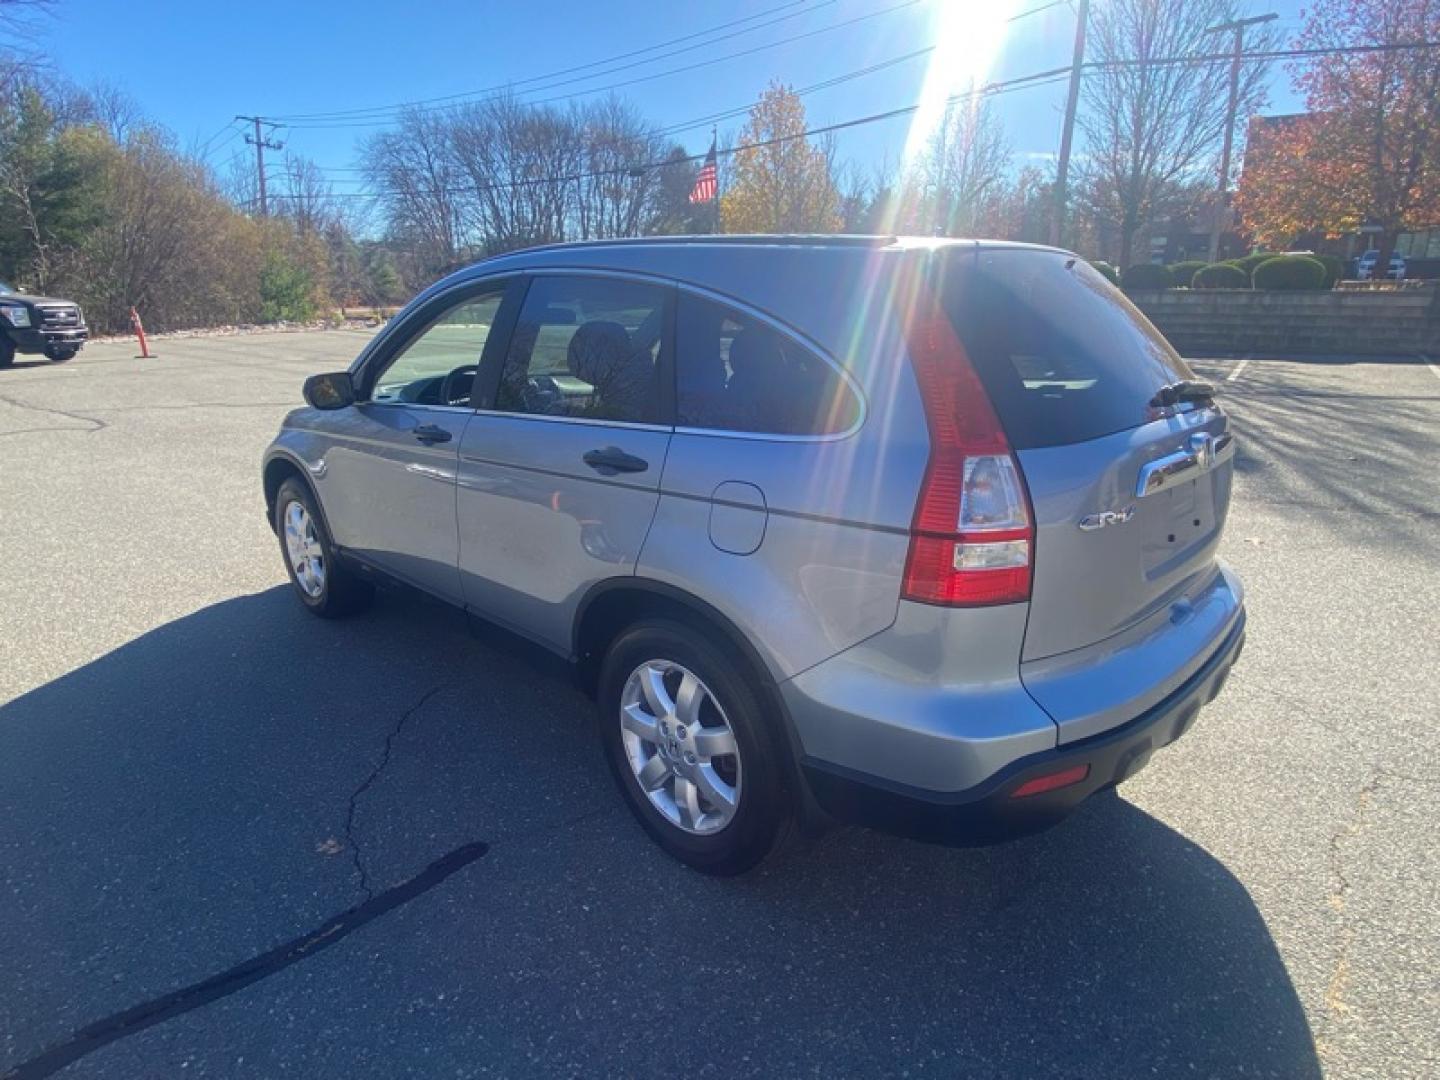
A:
[1236,0,1440,263]
[1078,0,1275,267]
[722,82,840,233]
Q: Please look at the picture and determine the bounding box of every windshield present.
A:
[0,281,12,295]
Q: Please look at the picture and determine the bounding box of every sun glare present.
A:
[901,0,1020,168]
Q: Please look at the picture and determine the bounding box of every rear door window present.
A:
[936,250,1194,449]
[674,291,860,436]
[492,275,668,424]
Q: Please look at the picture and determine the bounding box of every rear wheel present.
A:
[274,477,373,617]
[598,620,788,875]
[0,339,14,368]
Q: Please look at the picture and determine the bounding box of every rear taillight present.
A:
[901,306,1034,607]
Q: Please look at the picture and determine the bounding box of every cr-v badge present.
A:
[1078,504,1136,531]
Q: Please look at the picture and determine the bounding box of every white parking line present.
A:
[1226,358,1251,383]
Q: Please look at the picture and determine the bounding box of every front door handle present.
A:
[583,447,648,475]
[413,423,452,445]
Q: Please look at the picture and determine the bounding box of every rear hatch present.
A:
[934,248,1237,728]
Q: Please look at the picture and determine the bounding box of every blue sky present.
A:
[40,0,1310,199]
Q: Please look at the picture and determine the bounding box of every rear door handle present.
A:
[583,447,648,475]
[413,423,452,445]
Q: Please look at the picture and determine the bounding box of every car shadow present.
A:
[0,586,1320,1077]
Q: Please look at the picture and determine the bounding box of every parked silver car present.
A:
[263,236,1246,874]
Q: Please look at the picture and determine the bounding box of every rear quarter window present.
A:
[674,290,860,436]
[936,250,1194,449]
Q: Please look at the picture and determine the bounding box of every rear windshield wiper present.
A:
[1150,380,1217,408]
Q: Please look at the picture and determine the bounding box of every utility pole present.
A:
[1205,13,1277,262]
[1049,0,1089,248]
[236,115,285,216]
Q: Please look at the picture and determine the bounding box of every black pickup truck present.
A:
[0,281,88,367]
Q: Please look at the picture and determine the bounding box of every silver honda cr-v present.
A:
[263,236,1245,874]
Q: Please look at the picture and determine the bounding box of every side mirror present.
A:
[303,371,355,410]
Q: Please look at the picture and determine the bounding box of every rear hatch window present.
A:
[934,249,1194,448]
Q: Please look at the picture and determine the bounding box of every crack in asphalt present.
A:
[0,390,107,435]
[1322,769,1383,1032]
[343,684,447,902]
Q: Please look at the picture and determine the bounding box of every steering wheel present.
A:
[439,365,478,406]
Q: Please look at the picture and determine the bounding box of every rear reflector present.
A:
[1010,764,1090,799]
[901,303,1034,607]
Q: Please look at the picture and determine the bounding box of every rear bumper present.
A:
[799,610,1245,845]
[5,326,88,353]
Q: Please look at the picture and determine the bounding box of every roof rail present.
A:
[510,234,901,257]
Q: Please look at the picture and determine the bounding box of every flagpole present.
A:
[712,125,721,235]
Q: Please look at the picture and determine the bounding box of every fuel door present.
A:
[708,481,767,555]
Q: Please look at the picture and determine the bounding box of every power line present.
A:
[1093,38,1440,71]
[292,45,938,175]
[1009,0,1072,21]
[195,119,242,160]
[268,68,1073,202]
[274,0,853,124]
[271,0,1065,128]
[263,38,1440,205]
[280,0,924,129]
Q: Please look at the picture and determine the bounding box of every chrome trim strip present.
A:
[472,409,671,433]
[1136,431,1235,497]
[358,401,475,416]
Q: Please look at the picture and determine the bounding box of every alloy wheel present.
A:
[619,659,742,834]
[283,500,326,598]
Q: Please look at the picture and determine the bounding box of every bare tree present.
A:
[1078,0,1275,267]
[448,93,581,253]
[273,153,336,234]
[81,81,143,145]
[913,99,1012,236]
[362,106,466,271]
[572,96,667,239]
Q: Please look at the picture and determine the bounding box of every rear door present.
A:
[456,272,673,651]
[937,248,1235,663]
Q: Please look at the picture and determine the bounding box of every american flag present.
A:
[689,141,717,204]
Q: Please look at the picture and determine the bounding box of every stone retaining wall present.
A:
[1127,287,1440,357]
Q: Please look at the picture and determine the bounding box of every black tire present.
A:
[273,477,373,618]
[46,347,78,363]
[0,339,14,369]
[597,619,790,875]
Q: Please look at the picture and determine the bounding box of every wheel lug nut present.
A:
[677,726,687,740]
[684,752,697,765]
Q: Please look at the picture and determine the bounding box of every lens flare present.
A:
[900,0,1020,170]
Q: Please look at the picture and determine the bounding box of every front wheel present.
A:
[274,478,373,617]
[0,339,14,368]
[598,620,789,875]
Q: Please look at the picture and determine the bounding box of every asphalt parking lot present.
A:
[2,330,1437,1078]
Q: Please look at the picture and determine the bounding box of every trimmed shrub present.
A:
[1121,263,1174,290]
[1191,262,1249,289]
[1226,252,1275,282]
[1090,260,1120,285]
[1167,261,1208,287]
[1311,253,1344,288]
[1251,255,1328,291]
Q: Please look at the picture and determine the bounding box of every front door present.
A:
[457,273,673,650]
[321,282,513,603]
